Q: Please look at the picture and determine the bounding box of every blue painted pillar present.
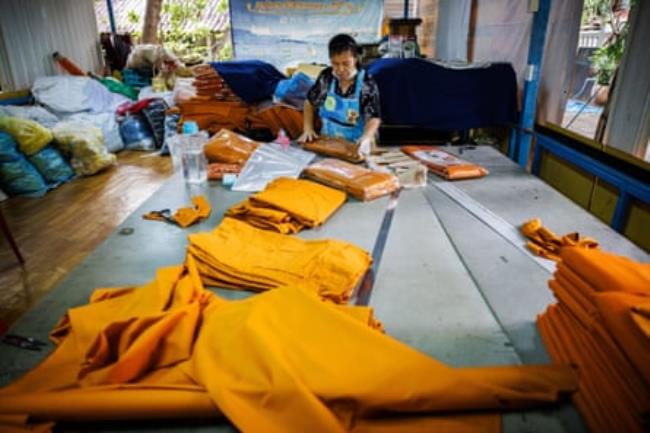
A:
[404,0,410,18]
[516,0,552,167]
[106,0,117,33]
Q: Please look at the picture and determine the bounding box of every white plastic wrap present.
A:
[0,105,59,129]
[32,76,129,114]
[138,86,175,108]
[231,143,315,192]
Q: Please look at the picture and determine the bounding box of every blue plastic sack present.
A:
[273,72,314,109]
[28,145,75,185]
[0,131,21,162]
[119,114,155,151]
[0,158,48,197]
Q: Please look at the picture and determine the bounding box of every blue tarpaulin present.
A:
[210,60,286,104]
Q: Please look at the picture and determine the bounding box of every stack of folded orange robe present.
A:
[203,129,260,165]
[537,247,650,433]
[248,103,304,139]
[226,177,346,234]
[303,159,400,201]
[303,137,365,163]
[0,255,577,433]
[192,64,240,101]
[521,218,599,261]
[188,218,369,303]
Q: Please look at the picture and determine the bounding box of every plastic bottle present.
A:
[179,121,208,184]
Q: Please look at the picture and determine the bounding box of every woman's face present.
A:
[330,50,357,81]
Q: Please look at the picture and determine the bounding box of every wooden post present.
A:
[142,0,164,44]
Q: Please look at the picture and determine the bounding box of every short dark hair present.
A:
[328,34,359,58]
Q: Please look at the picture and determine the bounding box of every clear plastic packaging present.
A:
[52,121,116,176]
[231,143,315,192]
[302,158,400,201]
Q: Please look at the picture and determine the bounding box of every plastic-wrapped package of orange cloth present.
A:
[188,217,369,302]
[520,218,599,262]
[226,177,346,234]
[537,247,650,433]
[203,129,261,164]
[208,163,241,180]
[177,97,249,134]
[302,158,399,201]
[401,145,489,180]
[0,255,577,433]
[303,137,364,163]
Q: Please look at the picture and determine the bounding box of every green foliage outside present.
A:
[583,0,635,85]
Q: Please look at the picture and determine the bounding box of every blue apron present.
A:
[319,69,366,142]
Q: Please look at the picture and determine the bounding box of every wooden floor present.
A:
[0,151,172,328]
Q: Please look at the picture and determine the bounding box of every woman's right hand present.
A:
[297,128,319,143]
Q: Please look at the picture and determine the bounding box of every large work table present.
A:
[1,145,646,433]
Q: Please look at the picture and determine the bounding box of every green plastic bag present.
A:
[96,77,138,100]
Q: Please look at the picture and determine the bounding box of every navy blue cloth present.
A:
[367,59,517,130]
[210,61,286,104]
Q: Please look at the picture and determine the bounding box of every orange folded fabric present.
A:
[0,257,576,433]
[188,217,370,303]
[521,218,599,261]
[303,158,400,201]
[225,177,347,234]
[203,129,260,165]
[303,137,364,163]
[401,145,489,180]
[178,98,249,134]
[537,247,650,433]
[142,195,211,228]
[247,104,304,139]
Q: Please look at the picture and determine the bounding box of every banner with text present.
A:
[230,0,383,72]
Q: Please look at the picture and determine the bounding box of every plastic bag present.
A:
[0,116,53,155]
[119,114,155,151]
[0,105,59,129]
[66,112,124,153]
[0,131,22,162]
[141,99,168,148]
[28,145,75,185]
[53,121,116,176]
[32,76,129,114]
[96,76,138,100]
[273,72,314,108]
[232,143,315,192]
[401,146,489,180]
[303,136,364,163]
[302,158,400,201]
[0,133,48,196]
[203,129,261,164]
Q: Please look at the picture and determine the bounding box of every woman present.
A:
[298,34,381,154]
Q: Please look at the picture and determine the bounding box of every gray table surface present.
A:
[2,145,646,432]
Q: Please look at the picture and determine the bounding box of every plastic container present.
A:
[179,121,208,184]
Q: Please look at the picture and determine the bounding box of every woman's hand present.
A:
[356,134,373,156]
[298,128,319,143]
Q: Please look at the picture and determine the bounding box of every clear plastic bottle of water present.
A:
[179,121,208,184]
